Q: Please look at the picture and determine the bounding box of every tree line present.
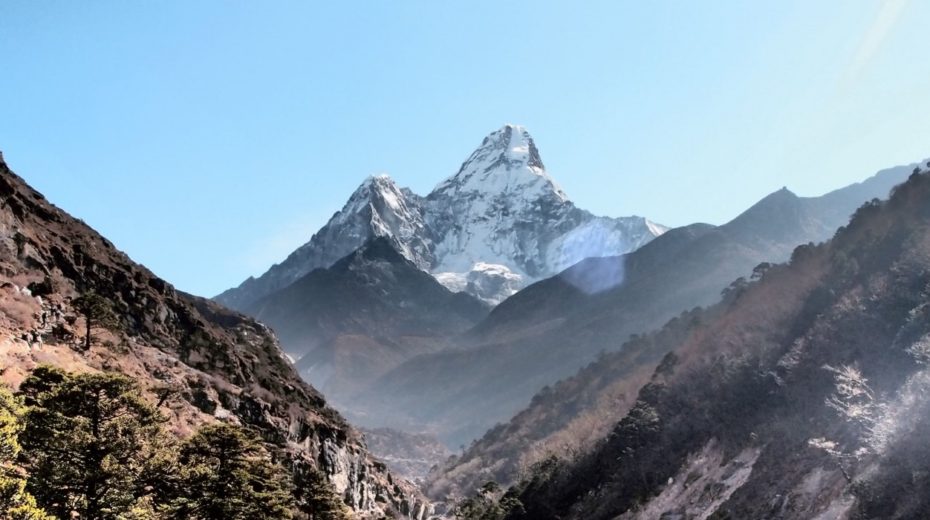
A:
[0,366,349,520]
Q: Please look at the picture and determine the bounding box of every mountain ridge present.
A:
[216,124,667,308]
[421,161,925,503]
[493,167,930,520]
[0,155,431,519]
[242,236,490,409]
[352,161,918,449]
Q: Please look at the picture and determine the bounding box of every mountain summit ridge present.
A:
[217,124,667,308]
[430,124,559,199]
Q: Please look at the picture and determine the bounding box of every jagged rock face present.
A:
[425,125,574,278]
[318,175,433,271]
[217,124,666,308]
[0,157,430,519]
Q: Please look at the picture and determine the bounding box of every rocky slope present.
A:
[0,154,431,519]
[359,162,915,449]
[499,166,930,520]
[242,237,488,407]
[217,124,666,308]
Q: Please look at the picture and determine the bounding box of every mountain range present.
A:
[3,128,928,519]
[350,161,915,447]
[214,124,669,421]
[216,124,667,308]
[211,124,917,477]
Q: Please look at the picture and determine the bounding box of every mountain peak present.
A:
[219,125,666,309]
[768,185,799,201]
[430,124,565,202]
[363,172,394,184]
[342,173,407,216]
[473,124,545,171]
[354,173,397,196]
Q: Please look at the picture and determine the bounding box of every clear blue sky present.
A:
[1,1,928,297]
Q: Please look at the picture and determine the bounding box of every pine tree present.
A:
[19,367,167,520]
[294,465,351,520]
[165,423,295,520]
[0,386,53,520]
[16,367,314,520]
[71,291,118,351]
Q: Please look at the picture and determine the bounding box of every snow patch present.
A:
[434,263,524,305]
[433,272,469,293]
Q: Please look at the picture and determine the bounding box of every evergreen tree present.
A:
[19,368,167,520]
[0,386,53,520]
[16,367,315,520]
[293,465,350,520]
[71,291,117,351]
[165,423,295,520]
[453,481,524,520]
[17,365,67,407]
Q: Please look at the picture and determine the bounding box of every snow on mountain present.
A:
[433,263,524,305]
[424,124,667,302]
[215,174,431,309]
[217,124,667,309]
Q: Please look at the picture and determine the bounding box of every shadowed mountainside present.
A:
[243,236,489,407]
[496,167,930,520]
[356,163,915,447]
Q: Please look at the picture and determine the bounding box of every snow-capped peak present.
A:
[492,123,544,169]
[348,173,396,201]
[218,124,666,309]
[327,173,432,269]
[345,174,390,203]
[431,124,567,202]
